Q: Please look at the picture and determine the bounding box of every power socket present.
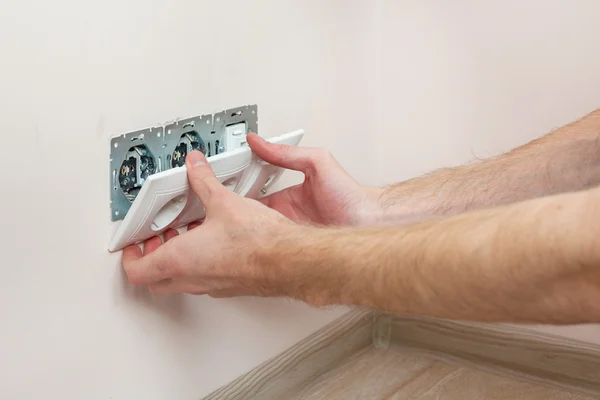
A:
[109,104,258,221]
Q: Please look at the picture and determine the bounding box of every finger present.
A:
[185,150,228,211]
[164,229,179,242]
[246,133,324,173]
[122,244,177,286]
[143,236,163,256]
[148,279,206,296]
[123,244,143,266]
[257,196,271,207]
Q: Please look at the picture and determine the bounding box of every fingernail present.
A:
[186,150,206,167]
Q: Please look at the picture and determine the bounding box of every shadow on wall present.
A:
[115,255,345,327]
[117,265,191,326]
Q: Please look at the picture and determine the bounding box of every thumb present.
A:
[185,150,226,211]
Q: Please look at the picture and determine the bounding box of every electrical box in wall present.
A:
[109,105,258,221]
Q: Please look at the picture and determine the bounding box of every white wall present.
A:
[3,1,600,398]
[0,1,378,398]
[376,0,600,342]
[376,0,600,184]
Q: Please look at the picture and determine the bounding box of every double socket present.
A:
[109,104,258,221]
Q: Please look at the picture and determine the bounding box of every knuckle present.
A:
[166,246,188,278]
[278,143,293,155]
[314,148,332,161]
[307,148,331,172]
[156,255,179,279]
[155,259,171,277]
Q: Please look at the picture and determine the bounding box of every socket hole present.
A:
[151,194,187,232]
[172,131,206,168]
[183,122,194,129]
[222,177,238,191]
[119,145,156,203]
[210,131,216,135]
[231,111,243,117]
[264,174,276,188]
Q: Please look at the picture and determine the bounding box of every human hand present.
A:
[247,133,382,226]
[121,150,304,298]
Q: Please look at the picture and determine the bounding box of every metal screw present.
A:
[218,146,225,153]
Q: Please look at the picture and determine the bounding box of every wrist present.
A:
[257,224,358,306]
[352,187,386,226]
[371,185,437,226]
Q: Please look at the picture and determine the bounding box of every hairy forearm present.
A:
[375,108,600,225]
[273,187,600,324]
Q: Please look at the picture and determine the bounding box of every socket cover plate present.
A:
[108,129,304,252]
[109,105,258,221]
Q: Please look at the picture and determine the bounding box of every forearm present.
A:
[273,187,600,324]
[374,108,600,225]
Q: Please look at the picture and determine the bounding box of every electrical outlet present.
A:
[108,129,304,252]
[109,104,258,221]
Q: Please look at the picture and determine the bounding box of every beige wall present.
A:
[376,0,600,342]
[0,1,377,398]
[2,1,600,398]
[376,0,600,184]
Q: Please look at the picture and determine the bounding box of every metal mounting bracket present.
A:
[109,104,258,221]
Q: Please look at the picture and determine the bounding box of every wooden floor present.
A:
[293,345,594,400]
[204,311,600,400]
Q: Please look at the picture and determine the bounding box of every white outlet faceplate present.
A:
[108,129,304,252]
[109,105,258,221]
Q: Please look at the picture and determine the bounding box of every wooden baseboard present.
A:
[204,308,375,400]
[385,314,600,397]
[203,310,600,399]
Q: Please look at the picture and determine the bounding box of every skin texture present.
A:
[377,109,600,224]
[272,187,600,324]
[122,108,600,324]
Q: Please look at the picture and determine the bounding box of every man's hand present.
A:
[247,133,382,226]
[121,150,301,298]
